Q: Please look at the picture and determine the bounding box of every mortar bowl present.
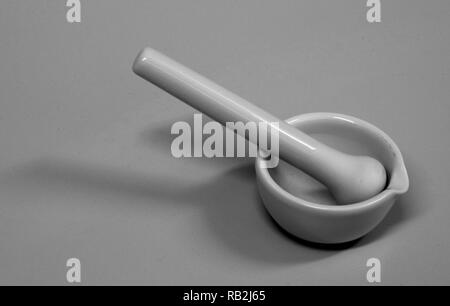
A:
[255,112,409,244]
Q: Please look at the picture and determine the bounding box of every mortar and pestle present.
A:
[132,48,409,244]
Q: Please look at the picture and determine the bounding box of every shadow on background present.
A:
[2,119,424,265]
[4,157,347,264]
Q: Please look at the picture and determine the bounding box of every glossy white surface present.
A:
[256,113,409,243]
[133,48,386,204]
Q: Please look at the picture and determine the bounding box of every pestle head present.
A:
[328,155,387,204]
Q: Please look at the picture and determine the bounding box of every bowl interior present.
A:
[267,113,408,206]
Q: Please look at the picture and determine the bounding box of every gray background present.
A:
[0,0,449,285]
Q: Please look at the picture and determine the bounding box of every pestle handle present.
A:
[132,48,386,204]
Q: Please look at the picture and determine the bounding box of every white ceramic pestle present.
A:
[132,47,387,204]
